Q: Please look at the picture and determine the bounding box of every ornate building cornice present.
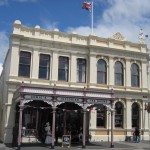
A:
[111,32,126,41]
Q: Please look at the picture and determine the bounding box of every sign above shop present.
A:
[57,97,83,103]
[24,95,53,101]
[86,99,111,104]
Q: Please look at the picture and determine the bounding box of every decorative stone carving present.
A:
[111,32,126,41]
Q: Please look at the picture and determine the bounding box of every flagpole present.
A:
[91,1,93,34]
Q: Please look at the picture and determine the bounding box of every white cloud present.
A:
[0,0,8,6]
[12,0,37,2]
[65,0,150,47]
[0,63,3,75]
[0,31,9,64]
[41,19,58,31]
[0,0,37,5]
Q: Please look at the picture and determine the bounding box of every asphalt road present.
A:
[1,141,150,150]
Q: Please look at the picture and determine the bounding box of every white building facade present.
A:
[0,20,150,145]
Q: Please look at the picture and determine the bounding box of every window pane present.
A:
[39,68,49,79]
[97,59,107,84]
[115,61,123,86]
[115,102,123,128]
[40,59,50,67]
[97,105,106,127]
[131,63,139,87]
[20,57,31,65]
[39,54,50,79]
[58,56,69,81]
[20,51,31,57]
[132,103,139,127]
[18,51,31,77]
[19,65,30,77]
[77,58,86,83]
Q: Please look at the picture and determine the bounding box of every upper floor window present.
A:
[115,61,124,86]
[39,54,50,79]
[58,56,69,81]
[132,103,140,128]
[97,105,106,128]
[97,59,107,84]
[131,63,139,87]
[18,51,31,77]
[77,58,86,83]
[115,102,123,128]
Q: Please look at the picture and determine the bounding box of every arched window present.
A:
[97,59,107,84]
[131,63,139,87]
[132,103,140,128]
[115,102,123,128]
[115,61,124,86]
[97,105,106,128]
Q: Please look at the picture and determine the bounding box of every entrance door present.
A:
[15,101,52,143]
[56,102,83,143]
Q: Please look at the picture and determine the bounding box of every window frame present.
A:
[131,63,140,87]
[77,58,86,83]
[97,59,107,84]
[58,56,69,81]
[115,102,124,128]
[18,51,31,78]
[132,102,140,128]
[38,54,50,80]
[96,105,106,128]
[115,61,124,86]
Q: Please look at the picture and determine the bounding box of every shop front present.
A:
[13,83,114,149]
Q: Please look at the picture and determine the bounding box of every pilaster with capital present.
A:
[89,108,96,129]
[51,52,58,81]
[31,49,39,79]
[126,99,131,131]
[18,99,24,149]
[125,59,131,88]
[142,102,149,138]
[89,54,96,84]
[108,57,114,86]
[141,61,148,90]
[70,54,76,83]
[10,45,20,76]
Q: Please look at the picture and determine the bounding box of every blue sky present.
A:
[0,0,150,74]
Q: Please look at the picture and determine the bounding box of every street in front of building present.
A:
[0,141,150,150]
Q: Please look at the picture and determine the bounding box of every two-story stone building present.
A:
[0,20,150,147]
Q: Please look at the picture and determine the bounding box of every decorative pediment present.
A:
[111,32,126,41]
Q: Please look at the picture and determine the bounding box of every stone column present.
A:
[123,107,126,129]
[125,59,131,88]
[126,99,132,135]
[82,109,86,148]
[10,45,20,77]
[110,100,115,148]
[51,52,58,82]
[70,54,76,83]
[51,106,56,149]
[89,108,96,129]
[141,61,148,90]
[18,100,24,150]
[36,108,39,130]
[108,57,114,86]
[89,54,96,85]
[31,49,39,79]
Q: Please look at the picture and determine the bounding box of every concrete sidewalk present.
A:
[0,141,150,150]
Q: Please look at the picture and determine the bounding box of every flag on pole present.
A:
[82,1,91,11]
[82,1,94,34]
